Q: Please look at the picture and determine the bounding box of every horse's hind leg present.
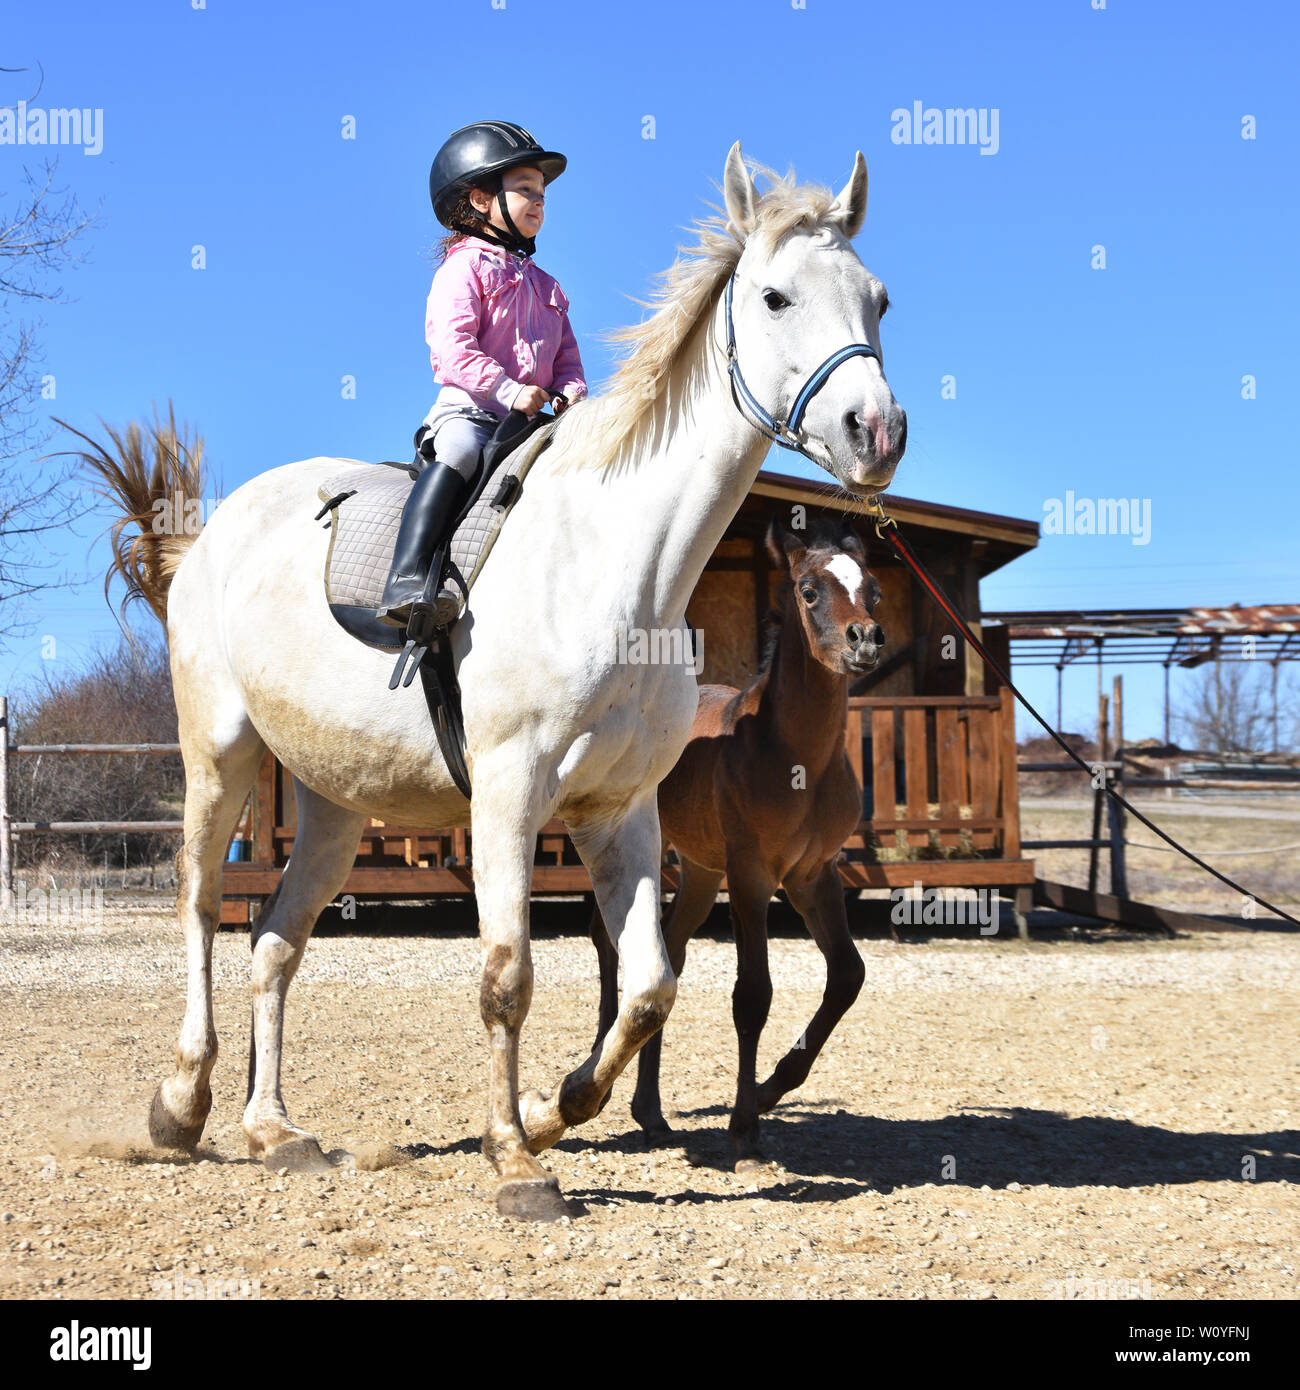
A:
[243,778,365,1172]
[149,710,266,1153]
[756,861,865,1114]
[628,855,723,1143]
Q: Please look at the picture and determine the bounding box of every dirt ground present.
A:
[1,896,1296,1302]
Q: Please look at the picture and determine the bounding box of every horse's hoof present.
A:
[734,1154,774,1175]
[496,1177,569,1222]
[262,1137,333,1174]
[638,1121,678,1149]
[148,1087,204,1153]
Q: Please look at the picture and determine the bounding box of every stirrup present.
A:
[378,587,460,630]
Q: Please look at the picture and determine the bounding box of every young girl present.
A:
[378,120,588,628]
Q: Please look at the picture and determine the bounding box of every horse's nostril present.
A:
[845,410,860,435]
[870,625,885,647]
[847,623,863,644]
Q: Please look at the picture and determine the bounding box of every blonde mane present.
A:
[543,159,839,477]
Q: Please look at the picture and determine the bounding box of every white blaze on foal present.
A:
[825,552,865,605]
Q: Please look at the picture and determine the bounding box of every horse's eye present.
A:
[878,295,889,318]
[763,289,789,311]
[801,586,818,604]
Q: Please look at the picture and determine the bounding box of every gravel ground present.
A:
[1,903,1296,1301]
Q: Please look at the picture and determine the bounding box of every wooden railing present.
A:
[837,687,1027,889]
[221,686,1031,921]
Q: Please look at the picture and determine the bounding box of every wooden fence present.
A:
[221,686,1033,922]
[0,690,1032,924]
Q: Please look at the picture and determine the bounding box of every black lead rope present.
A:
[872,510,1299,928]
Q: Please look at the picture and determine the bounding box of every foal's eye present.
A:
[801,586,818,604]
[763,289,789,312]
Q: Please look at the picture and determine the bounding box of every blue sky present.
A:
[1,0,1297,739]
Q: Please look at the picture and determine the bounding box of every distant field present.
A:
[1020,794,1300,921]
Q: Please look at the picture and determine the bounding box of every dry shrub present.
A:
[9,635,182,878]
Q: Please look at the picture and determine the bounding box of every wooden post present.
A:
[998,686,1021,861]
[1107,779,1129,900]
[1087,783,1105,894]
[1108,674,1128,899]
[0,696,12,913]
[1097,691,1110,765]
[1163,662,1172,747]
[1112,675,1124,786]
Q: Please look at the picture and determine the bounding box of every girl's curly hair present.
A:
[433,182,495,262]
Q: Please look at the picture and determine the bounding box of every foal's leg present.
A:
[726,859,778,1170]
[629,855,723,1142]
[588,900,620,1053]
[149,713,265,1153]
[521,795,676,1153]
[756,861,865,1114]
[243,779,366,1171]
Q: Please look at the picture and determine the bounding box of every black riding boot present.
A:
[376,461,468,628]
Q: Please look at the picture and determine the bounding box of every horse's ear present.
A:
[766,518,805,571]
[723,141,757,237]
[839,518,867,559]
[828,151,868,239]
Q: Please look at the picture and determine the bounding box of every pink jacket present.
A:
[425,235,588,417]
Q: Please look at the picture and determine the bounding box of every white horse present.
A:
[81,143,906,1220]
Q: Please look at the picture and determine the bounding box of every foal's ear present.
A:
[766,518,806,571]
[723,141,758,237]
[828,151,868,239]
[839,518,867,559]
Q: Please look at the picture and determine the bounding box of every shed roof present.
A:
[746,468,1039,575]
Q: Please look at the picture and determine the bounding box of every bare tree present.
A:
[0,64,100,637]
[1174,660,1290,758]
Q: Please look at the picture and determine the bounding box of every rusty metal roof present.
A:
[986,604,1300,639]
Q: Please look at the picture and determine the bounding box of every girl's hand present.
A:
[512,384,551,417]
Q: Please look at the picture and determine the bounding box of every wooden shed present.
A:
[222,468,1040,922]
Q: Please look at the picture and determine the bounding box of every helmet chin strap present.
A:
[458,182,536,257]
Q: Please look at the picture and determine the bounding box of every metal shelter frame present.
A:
[983,605,1300,748]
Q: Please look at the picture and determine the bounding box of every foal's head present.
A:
[767,517,884,676]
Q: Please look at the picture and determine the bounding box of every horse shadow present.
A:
[373,1105,1298,1216]
[530,1104,1299,1209]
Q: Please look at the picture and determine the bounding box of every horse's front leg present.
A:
[629,854,724,1143]
[587,899,620,1054]
[471,755,569,1221]
[522,794,676,1152]
[726,855,778,1171]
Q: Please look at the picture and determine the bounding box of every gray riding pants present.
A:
[422,403,497,482]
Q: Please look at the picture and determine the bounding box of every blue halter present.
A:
[723,270,881,462]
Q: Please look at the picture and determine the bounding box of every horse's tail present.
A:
[58,403,208,636]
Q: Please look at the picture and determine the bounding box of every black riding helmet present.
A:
[430,120,567,258]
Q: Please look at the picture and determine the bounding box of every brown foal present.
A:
[589,515,884,1168]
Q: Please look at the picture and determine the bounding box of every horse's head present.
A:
[768,516,884,676]
[722,143,906,495]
